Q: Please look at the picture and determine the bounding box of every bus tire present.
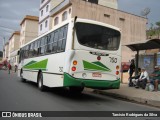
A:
[69,86,84,94]
[38,72,45,91]
[20,69,26,82]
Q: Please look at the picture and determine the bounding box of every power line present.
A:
[0,29,13,33]
[0,25,16,31]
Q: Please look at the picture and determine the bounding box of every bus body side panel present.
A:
[19,53,65,87]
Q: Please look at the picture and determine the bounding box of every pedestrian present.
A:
[135,67,149,89]
[15,64,17,73]
[8,63,11,74]
[128,59,135,86]
[132,68,141,86]
[148,66,160,91]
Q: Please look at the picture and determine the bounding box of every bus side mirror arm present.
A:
[72,16,77,50]
[17,50,20,55]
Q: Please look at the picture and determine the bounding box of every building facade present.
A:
[38,0,64,36]
[38,0,118,36]
[3,42,9,59]
[8,31,20,66]
[49,0,147,62]
[20,15,39,47]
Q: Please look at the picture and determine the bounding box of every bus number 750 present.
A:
[109,57,117,63]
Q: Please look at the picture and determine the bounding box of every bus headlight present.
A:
[82,73,87,78]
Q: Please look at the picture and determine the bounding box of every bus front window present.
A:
[75,23,120,51]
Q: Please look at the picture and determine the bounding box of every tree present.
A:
[156,21,160,38]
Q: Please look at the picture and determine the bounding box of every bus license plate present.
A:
[92,73,102,78]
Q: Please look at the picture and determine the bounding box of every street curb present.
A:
[93,90,160,108]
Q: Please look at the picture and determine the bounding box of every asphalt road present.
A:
[0,70,159,120]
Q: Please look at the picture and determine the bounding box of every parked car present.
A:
[121,62,130,72]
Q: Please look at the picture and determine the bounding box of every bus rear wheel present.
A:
[69,86,84,94]
[38,72,45,91]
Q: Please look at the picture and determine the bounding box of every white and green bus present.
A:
[18,18,121,93]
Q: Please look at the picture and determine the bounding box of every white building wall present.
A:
[8,41,11,61]
[20,21,26,47]
[39,0,51,36]
[98,0,118,9]
[39,17,50,36]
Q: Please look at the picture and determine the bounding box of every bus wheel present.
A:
[20,70,26,82]
[38,72,45,91]
[69,87,84,94]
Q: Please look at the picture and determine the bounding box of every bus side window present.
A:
[19,49,21,63]
[37,39,41,56]
[40,38,45,55]
[44,36,48,54]
[52,30,58,53]
[46,34,52,54]
[57,27,63,52]
[29,43,33,58]
[51,31,54,43]
[61,25,68,51]
[34,41,38,56]
[21,48,24,60]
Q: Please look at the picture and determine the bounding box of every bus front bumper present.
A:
[63,73,120,90]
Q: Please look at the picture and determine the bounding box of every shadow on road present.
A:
[22,80,110,102]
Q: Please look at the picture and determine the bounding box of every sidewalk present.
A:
[93,83,160,108]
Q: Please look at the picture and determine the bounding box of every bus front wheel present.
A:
[20,69,26,82]
[69,87,84,94]
[38,72,45,91]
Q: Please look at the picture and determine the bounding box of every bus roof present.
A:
[20,18,121,49]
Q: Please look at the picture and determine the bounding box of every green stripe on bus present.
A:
[23,60,37,67]
[23,59,48,70]
[63,73,120,89]
[83,60,111,72]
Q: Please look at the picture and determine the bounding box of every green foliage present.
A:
[156,21,160,27]
[147,21,160,38]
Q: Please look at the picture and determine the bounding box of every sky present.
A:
[0,0,160,51]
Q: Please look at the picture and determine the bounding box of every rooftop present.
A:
[20,15,39,25]
[9,31,20,41]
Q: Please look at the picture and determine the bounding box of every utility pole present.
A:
[3,37,5,59]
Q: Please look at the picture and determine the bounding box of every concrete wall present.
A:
[20,20,38,47]
[25,20,38,44]
[13,35,20,51]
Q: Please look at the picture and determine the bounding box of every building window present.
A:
[62,11,67,21]
[54,17,59,26]
[83,0,98,4]
[104,14,110,18]
[89,0,98,4]
[41,10,43,16]
[119,18,125,21]
[46,5,49,12]
[45,20,48,28]
[40,24,42,31]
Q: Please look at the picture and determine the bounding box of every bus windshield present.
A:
[75,23,120,51]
